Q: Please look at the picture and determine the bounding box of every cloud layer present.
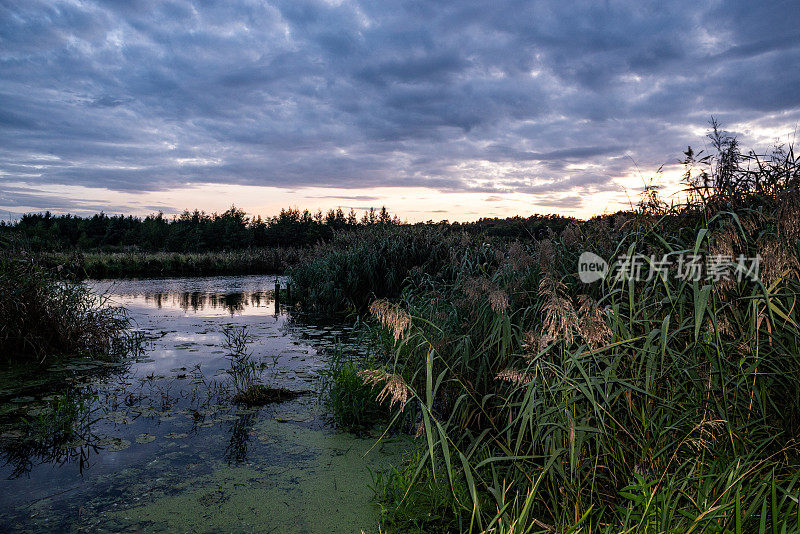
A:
[1,0,799,214]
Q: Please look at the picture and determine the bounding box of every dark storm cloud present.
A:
[1,0,798,210]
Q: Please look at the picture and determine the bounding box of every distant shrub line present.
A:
[34,248,301,279]
[1,204,575,254]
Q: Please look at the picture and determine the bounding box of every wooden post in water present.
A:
[274,279,281,314]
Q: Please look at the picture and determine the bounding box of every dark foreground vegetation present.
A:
[0,253,141,362]
[293,125,800,532]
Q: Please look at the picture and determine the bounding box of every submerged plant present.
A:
[2,389,101,478]
[222,325,259,396]
[221,325,306,407]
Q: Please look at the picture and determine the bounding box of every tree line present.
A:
[0,205,575,252]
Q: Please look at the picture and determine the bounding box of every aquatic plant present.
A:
[372,445,474,533]
[222,325,259,396]
[318,346,386,432]
[20,390,98,444]
[231,384,304,406]
[221,325,307,407]
[2,389,100,478]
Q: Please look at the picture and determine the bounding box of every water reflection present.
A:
[145,290,271,314]
[224,412,257,465]
[0,276,395,533]
[87,275,287,317]
[1,387,102,479]
[2,432,102,480]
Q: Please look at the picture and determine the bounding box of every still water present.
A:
[0,275,405,533]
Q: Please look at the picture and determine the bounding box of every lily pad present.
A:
[130,405,157,416]
[135,433,157,444]
[104,411,130,424]
[274,412,313,423]
[99,437,131,452]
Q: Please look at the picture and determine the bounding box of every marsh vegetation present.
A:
[1,125,798,533]
[0,253,142,362]
[295,128,800,532]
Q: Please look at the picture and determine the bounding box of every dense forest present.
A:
[0,205,576,252]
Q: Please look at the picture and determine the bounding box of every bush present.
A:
[290,224,467,314]
[34,248,300,279]
[0,253,139,362]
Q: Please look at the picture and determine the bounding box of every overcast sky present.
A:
[1,0,798,221]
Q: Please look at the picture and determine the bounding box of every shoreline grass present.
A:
[33,248,301,279]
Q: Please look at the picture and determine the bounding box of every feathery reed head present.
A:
[359,369,410,409]
[685,418,726,453]
[577,295,611,350]
[503,242,535,271]
[463,277,492,303]
[560,223,581,248]
[538,272,579,348]
[536,239,555,272]
[758,238,800,287]
[369,299,412,340]
[488,289,509,313]
[496,368,534,387]
[777,193,800,243]
[463,277,509,313]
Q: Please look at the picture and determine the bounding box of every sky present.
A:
[1,0,799,222]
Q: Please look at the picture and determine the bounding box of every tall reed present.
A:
[302,126,800,532]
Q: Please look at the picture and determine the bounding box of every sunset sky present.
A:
[1,0,798,222]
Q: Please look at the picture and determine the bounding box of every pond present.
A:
[0,275,405,533]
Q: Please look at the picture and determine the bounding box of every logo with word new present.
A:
[578,252,608,283]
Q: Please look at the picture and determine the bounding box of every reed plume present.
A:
[538,272,579,349]
[758,237,799,287]
[359,369,410,409]
[369,299,411,340]
[496,368,534,387]
[576,295,611,350]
